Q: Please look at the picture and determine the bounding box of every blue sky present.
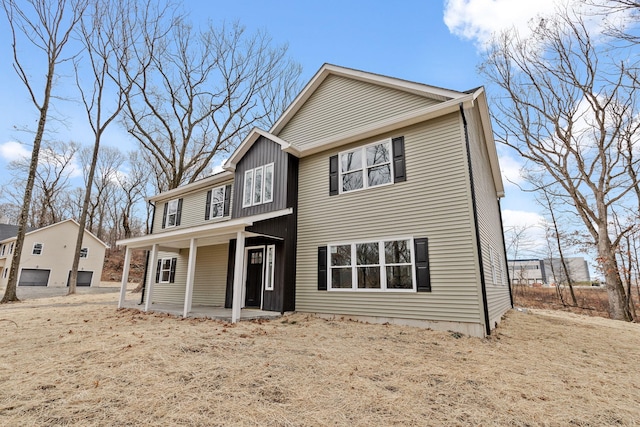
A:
[0,0,565,250]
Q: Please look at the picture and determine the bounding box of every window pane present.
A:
[330,245,351,266]
[340,151,362,173]
[366,143,390,166]
[386,266,413,289]
[161,271,170,282]
[356,242,379,265]
[368,165,391,187]
[384,240,411,264]
[331,267,353,288]
[162,259,172,270]
[342,171,363,191]
[264,164,273,202]
[254,167,263,204]
[211,203,223,218]
[357,267,381,288]
[243,170,253,206]
[212,187,224,203]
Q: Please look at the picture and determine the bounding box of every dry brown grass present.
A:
[1,290,639,426]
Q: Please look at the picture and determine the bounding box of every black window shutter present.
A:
[223,184,232,216]
[414,238,431,292]
[155,259,161,283]
[329,155,339,196]
[161,203,168,229]
[169,258,177,283]
[318,246,328,290]
[205,190,212,220]
[175,198,183,226]
[392,136,406,183]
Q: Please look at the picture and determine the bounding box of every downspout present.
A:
[459,103,492,337]
[497,198,513,308]
[139,200,156,305]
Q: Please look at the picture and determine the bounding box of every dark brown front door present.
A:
[245,248,264,307]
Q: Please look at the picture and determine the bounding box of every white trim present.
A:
[148,171,234,203]
[158,257,173,283]
[79,247,89,258]
[209,185,226,219]
[0,219,109,248]
[118,248,131,308]
[183,238,197,317]
[327,237,416,292]
[223,128,299,172]
[242,245,266,310]
[263,163,274,203]
[338,139,393,194]
[231,231,246,323]
[242,169,254,208]
[145,244,159,312]
[265,244,276,291]
[253,166,264,205]
[116,208,293,249]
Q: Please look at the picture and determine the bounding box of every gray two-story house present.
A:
[117,64,512,337]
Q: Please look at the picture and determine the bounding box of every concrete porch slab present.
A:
[120,299,282,322]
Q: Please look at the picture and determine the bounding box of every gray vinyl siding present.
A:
[232,137,290,218]
[150,244,228,306]
[295,114,483,324]
[152,180,234,233]
[278,75,441,148]
[465,106,511,326]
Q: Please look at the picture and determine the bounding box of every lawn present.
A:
[1,289,639,426]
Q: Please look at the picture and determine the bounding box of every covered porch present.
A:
[116,209,292,323]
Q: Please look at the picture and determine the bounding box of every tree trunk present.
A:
[598,230,632,321]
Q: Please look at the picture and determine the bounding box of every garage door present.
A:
[18,269,51,286]
[67,271,93,287]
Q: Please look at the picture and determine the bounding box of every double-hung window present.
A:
[328,239,414,291]
[0,245,5,256]
[243,163,274,208]
[210,186,225,219]
[80,248,89,258]
[166,200,179,227]
[340,140,392,193]
[156,257,177,283]
[9,242,13,254]
[32,243,43,255]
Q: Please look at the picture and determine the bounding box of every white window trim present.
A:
[338,139,394,194]
[210,185,226,219]
[166,199,179,228]
[243,163,274,208]
[80,248,89,258]
[489,245,497,285]
[2,268,7,278]
[327,237,416,292]
[159,257,173,283]
[0,245,5,256]
[9,242,13,254]
[265,244,276,291]
[242,245,266,309]
[32,243,44,255]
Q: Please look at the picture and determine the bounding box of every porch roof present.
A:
[116,208,292,250]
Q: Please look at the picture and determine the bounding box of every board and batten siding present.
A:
[150,243,228,306]
[295,114,483,329]
[464,106,512,327]
[152,180,234,233]
[232,137,291,218]
[278,74,441,148]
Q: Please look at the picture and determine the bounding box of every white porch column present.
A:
[183,238,198,318]
[145,243,159,312]
[118,247,132,308]
[231,231,246,323]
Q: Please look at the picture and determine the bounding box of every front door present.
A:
[245,248,264,307]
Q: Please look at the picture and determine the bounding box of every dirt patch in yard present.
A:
[1,292,639,426]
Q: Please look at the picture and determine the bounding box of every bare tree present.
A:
[1,0,87,303]
[481,9,640,320]
[116,150,149,239]
[7,140,80,227]
[122,19,302,191]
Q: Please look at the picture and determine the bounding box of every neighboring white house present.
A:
[0,219,108,288]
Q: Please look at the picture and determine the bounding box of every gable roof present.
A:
[223,128,301,172]
[270,63,469,137]
[0,224,21,241]
[0,219,109,248]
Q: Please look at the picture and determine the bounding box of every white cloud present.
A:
[502,209,548,257]
[443,0,561,47]
[0,141,30,162]
[210,158,227,175]
[498,154,524,187]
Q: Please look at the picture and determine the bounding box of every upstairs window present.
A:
[9,242,13,254]
[210,186,225,219]
[330,137,405,196]
[80,248,89,258]
[32,243,43,255]
[162,198,183,229]
[243,163,274,208]
[0,245,5,256]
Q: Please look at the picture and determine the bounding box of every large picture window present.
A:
[243,163,274,207]
[340,140,392,193]
[328,239,414,291]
